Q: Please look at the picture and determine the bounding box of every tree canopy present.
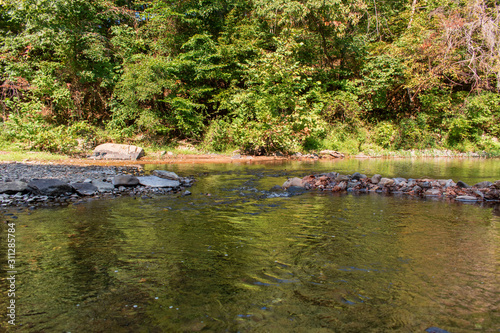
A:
[1,0,499,154]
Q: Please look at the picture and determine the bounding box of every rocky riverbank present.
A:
[0,162,194,208]
[283,172,500,202]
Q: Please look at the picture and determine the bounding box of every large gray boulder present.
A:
[90,143,144,160]
[0,181,28,194]
[28,179,73,196]
[71,183,98,196]
[137,176,180,188]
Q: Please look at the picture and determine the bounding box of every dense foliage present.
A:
[1,0,499,155]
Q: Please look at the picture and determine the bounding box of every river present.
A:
[1,158,499,332]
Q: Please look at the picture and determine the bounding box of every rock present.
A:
[182,190,192,196]
[112,175,139,187]
[456,180,470,188]
[28,179,73,196]
[474,181,492,188]
[425,189,442,196]
[420,181,431,189]
[286,186,307,195]
[92,180,115,192]
[167,151,174,156]
[0,181,29,194]
[455,195,478,201]
[137,176,180,188]
[351,172,366,181]
[152,170,180,180]
[493,180,500,189]
[484,189,499,200]
[283,177,304,188]
[91,143,144,160]
[71,183,98,196]
[269,185,282,192]
[412,185,422,192]
[371,174,382,184]
[335,174,350,182]
[378,178,394,186]
[160,150,167,156]
[393,178,407,186]
[319,150,344,158]
[325,172,339,179]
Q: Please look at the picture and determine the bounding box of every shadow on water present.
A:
[0,158,499,332]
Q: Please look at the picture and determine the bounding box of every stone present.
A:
[71,183,98,196]
[455,195,478,201]
[378,178,394,186]
[319,150,345,158]
[137,176,180,188]
[160,150,167,156]
[152,170,180,180]
[335,174,350,182]
[283,177,304,188]
[420,181,432,189]
[112,175,139,187]
[456,181,470,188]
[91,143,144,160]
[286,186,307,195]
[474,181,492,188]
[325,172,338,179]
[182,190,192,196]
[28,179,73,196]
[0,181,29,194]
[425,189,442,196]
[393,178,407,186]
[92,180,115,192]
[412,185,422,192]
[371,174,382,184]
[351,172,366,181]
[493,180,500,189]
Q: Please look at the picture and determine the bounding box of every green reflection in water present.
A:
[0,159,499,332]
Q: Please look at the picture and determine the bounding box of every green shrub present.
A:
[373,121,396,148]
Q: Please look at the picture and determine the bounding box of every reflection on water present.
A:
[1,158,499,332]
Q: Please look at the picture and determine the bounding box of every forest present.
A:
[0,0,499,156]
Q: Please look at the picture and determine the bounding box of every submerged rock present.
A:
[152,170,180,180]
[112,175,139,187]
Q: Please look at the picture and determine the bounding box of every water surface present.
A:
[1,158,499,332]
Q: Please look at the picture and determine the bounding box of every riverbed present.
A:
[1,158,499,332]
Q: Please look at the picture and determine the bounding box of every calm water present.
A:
[1,158,499,332]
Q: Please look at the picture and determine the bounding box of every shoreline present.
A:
[0,163,194,209]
